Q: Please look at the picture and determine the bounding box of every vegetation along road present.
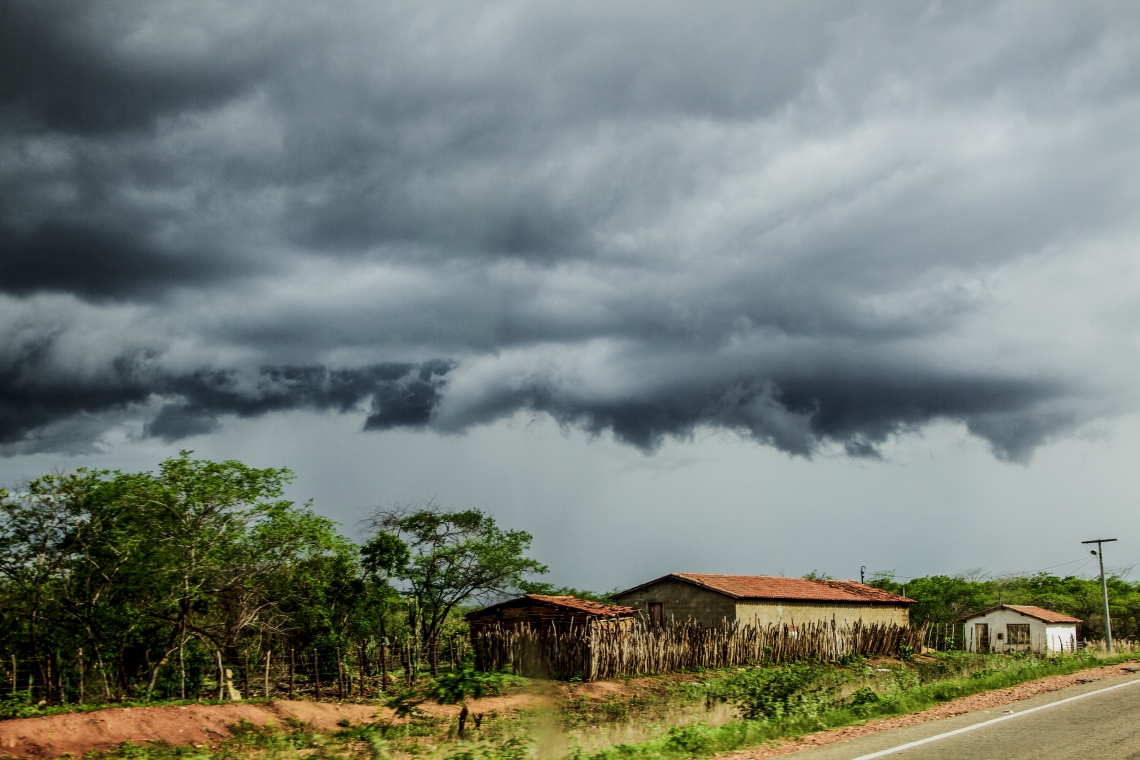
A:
[784,671,1140,760]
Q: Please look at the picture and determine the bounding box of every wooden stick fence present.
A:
[473,619,925,680]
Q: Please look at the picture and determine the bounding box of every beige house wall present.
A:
[614,579,910,628]
[735,601,909,628]
[612,579,736,626]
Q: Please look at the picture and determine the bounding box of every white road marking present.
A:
[845,675,1140,760]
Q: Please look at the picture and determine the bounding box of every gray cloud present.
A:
[1,0,1137,462]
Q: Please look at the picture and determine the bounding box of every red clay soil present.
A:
[0,700,384,760]
[724,662,1140,759]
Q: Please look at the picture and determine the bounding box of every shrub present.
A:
[720,664,831,720]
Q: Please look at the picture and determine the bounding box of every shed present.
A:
[958,604,1080,654]
[465,594,637,634]
[611,573,913,628]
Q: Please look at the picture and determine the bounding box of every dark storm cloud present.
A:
[1,0,1136,461]
[0,339,454,449]
[0,1,270,134]
[0,221,253,298]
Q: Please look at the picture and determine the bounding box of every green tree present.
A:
[364,504,547,675]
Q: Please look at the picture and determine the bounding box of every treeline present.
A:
[0,453,545,706]
[869,571,1140,641]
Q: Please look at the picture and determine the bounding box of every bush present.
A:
[719,664,831,720]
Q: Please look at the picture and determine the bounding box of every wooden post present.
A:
[10,654,15,692]
[358,643,366,697]
[289,648,295,699]
[77,648,84,704]
[264,650,271,699]
[336,646,344,699]
[216,650,225,701]
[243,651,250,699]
[313,650,321,700]
[380,639,388,692]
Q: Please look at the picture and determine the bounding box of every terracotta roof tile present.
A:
[524,594,637,617]
[959,604,1081,624]
[616,573,914,604]
[466,594,637,620]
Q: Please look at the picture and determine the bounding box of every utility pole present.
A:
[860,566,866,584]
[1082,538,1117,652]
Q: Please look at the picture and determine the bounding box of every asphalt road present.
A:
[790,671,1140,760]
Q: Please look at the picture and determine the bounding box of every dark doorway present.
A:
[976,623,990,653]
[648,602,663,627]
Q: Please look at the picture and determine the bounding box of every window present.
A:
[1007,624,1030,646]
[648,602,663,626]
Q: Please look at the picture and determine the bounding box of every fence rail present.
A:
[473,619,925,680]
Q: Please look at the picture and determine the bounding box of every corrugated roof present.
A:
[614,573,915,604]
[958,604,1082,624]
[467,594,637,620]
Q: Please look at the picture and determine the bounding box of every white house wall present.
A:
[963,609,1077,654]
[1044,624,1078,653]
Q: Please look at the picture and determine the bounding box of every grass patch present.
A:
[572,652,1138,760]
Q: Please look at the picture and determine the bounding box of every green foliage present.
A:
[0,452,403,704]
[386,664,506,717]
[848,687,882,707]
[365,503,548,648]
[715,663,831,720]
[427,665,505,704]
[444,736,532,760]
[868,570,1140,641]
[516,582,613,604]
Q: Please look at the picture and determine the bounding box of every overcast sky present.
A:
[3,0,1139,590]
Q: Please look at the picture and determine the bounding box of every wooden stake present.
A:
[358,643,366,697]
[289,648,295,699]
[216,650,225,701]
[380,639,388,692]
[313,650,321,700]
[264,649,271,699]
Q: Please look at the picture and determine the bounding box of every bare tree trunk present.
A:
[264,650,271,699]
[313,650,321,700]
[358,643,366,697]
[216,650,225,701]
[179,635,186,700]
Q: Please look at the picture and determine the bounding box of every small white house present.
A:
[959,604,1080,654]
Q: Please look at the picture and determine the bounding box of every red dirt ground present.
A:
[0,691,551,760]
[0,700,384,759]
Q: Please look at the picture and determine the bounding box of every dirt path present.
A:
[721,663,1140,759]
[0,700,384,759]
[0,690,551,760]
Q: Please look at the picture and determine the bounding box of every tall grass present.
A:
[569,652,1137,760]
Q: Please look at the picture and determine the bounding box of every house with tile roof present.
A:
[610,573,914,629]
[465,594,638,634]
[958,604,1081,654]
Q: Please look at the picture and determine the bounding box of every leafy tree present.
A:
[364,504,547,674]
